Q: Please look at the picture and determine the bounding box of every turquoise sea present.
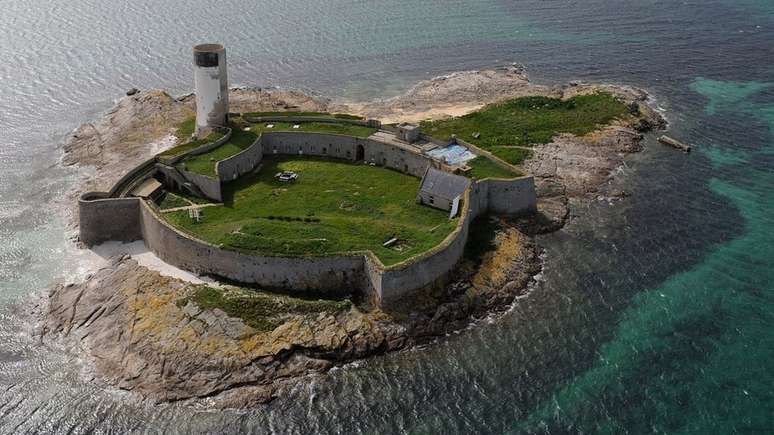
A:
[0,0,772,433]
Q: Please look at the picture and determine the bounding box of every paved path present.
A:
[160,203,221,213]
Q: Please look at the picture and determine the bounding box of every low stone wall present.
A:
[216,136,263,182]
[79,194,141,246]
[453,137,523,176]
[243,115,380,129]
[138,202,368,297]
[178,169,222,202]
[108,157,157,197]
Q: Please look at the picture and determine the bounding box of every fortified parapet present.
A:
[193,43,228,137]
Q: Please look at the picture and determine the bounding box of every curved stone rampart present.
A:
[108,157,158,197]
[78,129,537,306]
[138,201,367,297]
[178,169,222,202]
[260,132,432,178]
[216,135,263,182]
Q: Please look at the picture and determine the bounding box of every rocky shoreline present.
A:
[42,66,665,407]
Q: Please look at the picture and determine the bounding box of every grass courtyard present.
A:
[420,92,629,165]
[163,156,457,266]
[179,122,378,177]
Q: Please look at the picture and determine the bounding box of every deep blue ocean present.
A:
[0,0,772,433]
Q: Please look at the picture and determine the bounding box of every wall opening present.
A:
[356,145,365,161]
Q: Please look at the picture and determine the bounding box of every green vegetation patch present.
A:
[420,92,628,164]
[179,285,351,332]
[174,117,196,141]
[157,117,226,159]
[244,111,364,120]
[247,122,376,138]
[490,147,533,165]
[163,156,457,266]
[180,128,258,177]
[157,192,190,210]
[178,122,377,177]
[158,131,225,159]
[464,156,521,180]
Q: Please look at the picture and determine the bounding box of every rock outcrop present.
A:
[41,221,538,407]
[47,64,665,407]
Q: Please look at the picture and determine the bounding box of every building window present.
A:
[322,147,327,154]
[429,196,435,204]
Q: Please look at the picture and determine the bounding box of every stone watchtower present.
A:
[193,43,229,137]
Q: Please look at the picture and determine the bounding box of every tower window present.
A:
[194,52,219,67]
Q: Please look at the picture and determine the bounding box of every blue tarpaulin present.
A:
[426,144,477,166]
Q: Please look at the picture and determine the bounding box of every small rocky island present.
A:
[41,45,665,407]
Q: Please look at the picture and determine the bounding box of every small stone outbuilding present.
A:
[397,123,421,143]
[417,167,471,212]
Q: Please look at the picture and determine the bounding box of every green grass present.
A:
[178,285,351,331]
[420,92,628,164]
[178,123,378,177]
[247,122,376,138]
[464,156,521,179]
[175,117,196,141]
[158,131,226,159]
[490,147,533,165]
[244,111,364,120]
[157,192,190,210]
[157,117,226,159]
[163,156,457,266]
[179,128,259,176]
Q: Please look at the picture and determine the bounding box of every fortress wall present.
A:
[178,169,222,202]
[484,176,537,215]
[360,139,431,178]
[79,194,142,246]
[378,185,486,304]
[217,136,263,182]
[107,157,158,197]
[260,132,431,178]
[261,132,358,161]
[138,201,369,297]
[79,130,538,307]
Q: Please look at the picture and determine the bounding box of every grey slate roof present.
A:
[419,167,471,200]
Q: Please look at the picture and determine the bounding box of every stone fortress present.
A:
[78,44,538,307]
